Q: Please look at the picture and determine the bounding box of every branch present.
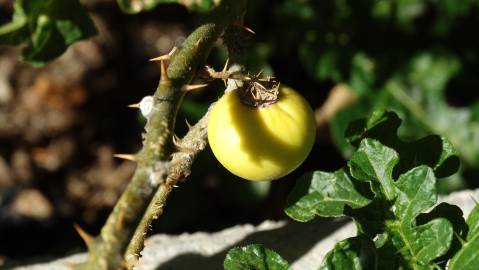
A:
[121,23,256,269]
[77,1,247,269]
[123,13,257,268]
[124,105,213,268]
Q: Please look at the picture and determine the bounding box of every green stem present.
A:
[77,1,247,269]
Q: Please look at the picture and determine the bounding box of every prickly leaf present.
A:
[285,169,371,222]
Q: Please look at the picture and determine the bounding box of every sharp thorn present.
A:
[168,46,177,57]
[182,83,208,92]
[149,54,170,62]
[128,103,140,108]
[243,26,255,34]
[222,58,230,73]
[234,22,255,34]
[172,134,180,146]
[222,58,230,86]
[113,153,137,162]
[149,47,177,62]
[454,231,466,245]
[470,195,478,205]
[74,224,94,248]
[160,60,169,82]
[185,118,193,130]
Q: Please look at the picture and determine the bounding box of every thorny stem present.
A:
[77,1,247,269]
[124,13,258,267]
[124,106,213,268]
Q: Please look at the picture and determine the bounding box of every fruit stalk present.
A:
[77,1,247,269]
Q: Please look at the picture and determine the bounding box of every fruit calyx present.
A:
[238,77,280,108]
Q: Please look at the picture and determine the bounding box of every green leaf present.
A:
[345,110,460,178]
[394,166,437,222]
[416,203,467,265]
[449,235,479,270]
[319,235,377,270]
[117,0,216,13]
[347,165,455,268]
[0,0,97,66]
[388,166,453,266]
[466,203,479,240]
[403,218,452,265]
[285,169,372,222]
[285,110,463,268]
[349,139,398,200]
[448,204,479,270]
[224,244,289,270]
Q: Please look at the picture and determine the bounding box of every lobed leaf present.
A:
[416,203,467,265]
[286,100,465,269]
[448,204,479,270]
[348,139,398,200]
[320,159,457,268]
[345,110,460,178]
[466,203,479,240]
[407,218,452,265]
[224,244,289,270]
[386,166,453,267]
[393,166,437,223]
[285,169,371,222]
[448,233,479,270]
[0,0,97,66]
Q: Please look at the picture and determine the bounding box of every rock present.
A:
[11,188,479,270]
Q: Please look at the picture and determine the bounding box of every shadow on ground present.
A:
[154,217,349,270]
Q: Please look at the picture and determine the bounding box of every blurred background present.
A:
[0,0,478,266]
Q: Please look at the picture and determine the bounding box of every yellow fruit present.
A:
[207,85,316,181]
